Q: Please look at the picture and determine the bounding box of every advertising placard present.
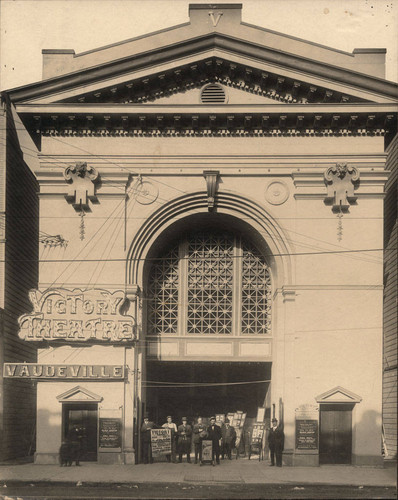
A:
[99,418,122,449]
[295,419,318,450]
[251,423,266,445]
[151,428,171,456]
[201,440,213,464]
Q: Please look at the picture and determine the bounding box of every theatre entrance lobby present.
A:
[145,361,271,424]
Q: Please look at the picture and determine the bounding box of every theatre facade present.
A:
[2,4,397,466]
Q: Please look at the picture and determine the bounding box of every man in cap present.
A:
[177,417,192,463]
[221,418,236,460]
[141,413,156,464]
[267,418,284,467]
[193,416,207,464]
[207,416,222,465]
[162,416,177,463]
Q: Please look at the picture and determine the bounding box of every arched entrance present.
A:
[127,192,293,454]
[143,220,273,424]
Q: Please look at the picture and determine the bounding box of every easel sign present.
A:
[201,440,213,465]
[249,423,266,461]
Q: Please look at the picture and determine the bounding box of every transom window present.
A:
[147,231,271,336]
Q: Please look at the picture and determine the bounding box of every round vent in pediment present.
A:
[200,84,227,104]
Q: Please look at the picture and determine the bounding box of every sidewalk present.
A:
[0,458,396,488]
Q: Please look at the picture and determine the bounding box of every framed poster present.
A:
[151,428,171,456]
[201,440,213,464]
[256,407,266,422]
[98,408,123,451]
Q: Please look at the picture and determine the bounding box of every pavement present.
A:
[0,458,396,488]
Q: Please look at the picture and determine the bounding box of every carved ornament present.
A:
[203,170,220,211]
[324,163,359,212]
[64,162,99,209]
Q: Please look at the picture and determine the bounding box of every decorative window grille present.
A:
[241,242,272,334]
[187,233,234,335]
[147,232,271,335]
[147,246,179,335]
[200,84,227,104]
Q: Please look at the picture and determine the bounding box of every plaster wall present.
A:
[34,129,386,465]
[35,346,126,463]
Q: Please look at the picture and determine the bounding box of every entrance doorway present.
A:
[319,403,354,464]
[62,403,98,461]
[146,361,271,424]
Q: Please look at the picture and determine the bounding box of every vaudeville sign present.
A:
[18,288,136,342]
[3,364,125,380]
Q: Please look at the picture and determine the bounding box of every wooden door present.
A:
[63,404,98,461]
[319,404,353,464]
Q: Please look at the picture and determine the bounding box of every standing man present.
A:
[192,416,207,464]
[221,418,236,460]
[162,416,177,463]
[177,417,192,463]
[267,418,284,467]
[141,413,156,464]
[207,416,222,465]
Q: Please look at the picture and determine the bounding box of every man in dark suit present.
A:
[207,416,222,465]
[267,418,284,467]
[141,413,156,464]
[177,417,192,463]
[221,418,236,460]
[192,416,207,464]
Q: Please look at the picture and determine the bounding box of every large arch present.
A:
[126,190,294,291]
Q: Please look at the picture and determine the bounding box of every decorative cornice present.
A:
[19,105,396,139]
[4,35,398,103]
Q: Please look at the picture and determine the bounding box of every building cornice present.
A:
[17,103,397,141]
[4,33,398,103]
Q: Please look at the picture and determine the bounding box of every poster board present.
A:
[201,440,213,464]
[98,408,122,452]
[232,411,246,429]
[251,423,266,445]
[256,407,266,423]
[151,428,172,456]
[295,420,318,450]
[295,405,319,452]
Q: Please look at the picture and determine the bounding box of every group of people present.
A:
[141,415,237,465]
[59,424,86,466]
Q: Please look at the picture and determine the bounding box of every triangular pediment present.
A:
[315,386,362,404]
[56,385,103,403]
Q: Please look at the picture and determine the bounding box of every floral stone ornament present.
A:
[64,162,99,240]
[324,163,360,241]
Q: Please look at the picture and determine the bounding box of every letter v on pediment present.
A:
[209,10,223,26]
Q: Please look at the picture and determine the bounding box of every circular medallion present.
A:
[131,180,159,205]
[265,181,289,205]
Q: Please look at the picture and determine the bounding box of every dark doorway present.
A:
[319,403,354,464]
[146,361,271,424]
[62,403,98,461]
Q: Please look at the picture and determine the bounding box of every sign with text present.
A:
[18,288,136,343]
[151,428,171,456]
[3,363,125,380]
[251,423,266,445]
[295,419,318,450]
[201,440,213,464]
[99,418,122,450]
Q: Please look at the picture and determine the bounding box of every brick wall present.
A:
[0,96,39,461]
[383,132,397,460]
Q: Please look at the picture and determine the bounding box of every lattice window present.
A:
[187,233,234,335]
[147,231,271,336]
[241,242,271,334]
[147,246,179,335]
